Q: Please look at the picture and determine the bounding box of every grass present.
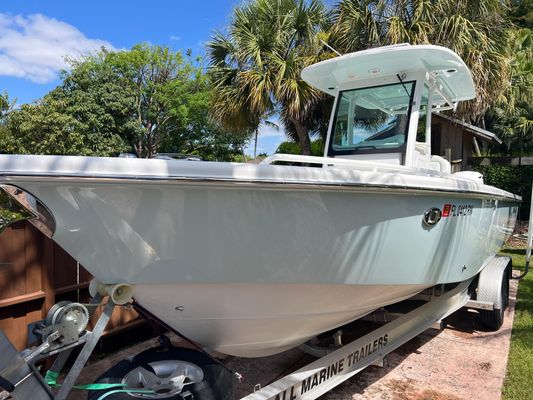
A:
[500,245,533,400]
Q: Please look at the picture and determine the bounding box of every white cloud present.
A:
[259,123,284,137]
[0,13,115,83]
[170,35,181,41]
[245,124,287,155]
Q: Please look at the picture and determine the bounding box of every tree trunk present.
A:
[254,128,258,159]
[134,141,142,158]
[146,122,153,158]
[293,120,311,155]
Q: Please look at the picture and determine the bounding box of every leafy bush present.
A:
[276,139,325,156]
[473,165,533,219]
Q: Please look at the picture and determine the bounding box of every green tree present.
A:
[3,57,131,156]
[5,96,129,156]
[486,28,532,155]
[510,0,533,28]
[158,75,251,161]
[0,92,13,152]
[161,81,250,161]
[276,138,324,156]
[0,92,14,124]
[208,0,332,155]
[2,44,245,160]
[104,44,206,157]
[331,0,512,122]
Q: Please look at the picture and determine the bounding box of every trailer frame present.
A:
[0,255,512,400]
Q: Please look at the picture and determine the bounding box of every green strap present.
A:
[44,370,150,391]
[44,371,60,387]
[96,389,157,400]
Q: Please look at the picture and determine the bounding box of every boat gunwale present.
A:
[0,173,521,202]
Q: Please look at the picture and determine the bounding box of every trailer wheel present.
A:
[87,348,233,400]
[477,257,511,331]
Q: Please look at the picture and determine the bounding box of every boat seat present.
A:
[413,142,451,174]
[429,155,451,174]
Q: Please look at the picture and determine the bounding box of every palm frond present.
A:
[207,0,331,155]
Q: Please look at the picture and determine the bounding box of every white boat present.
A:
[0,44,519,357]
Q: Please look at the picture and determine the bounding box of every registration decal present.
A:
[442,204,473,217]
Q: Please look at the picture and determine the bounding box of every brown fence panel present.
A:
[0,222,142,351]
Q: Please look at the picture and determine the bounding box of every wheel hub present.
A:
[122,360,204,399]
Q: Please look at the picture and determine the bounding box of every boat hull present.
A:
[133,283,427,357]
[21,182,517,285]
[0,156,519,357]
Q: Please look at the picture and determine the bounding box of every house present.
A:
[431,114,502,172]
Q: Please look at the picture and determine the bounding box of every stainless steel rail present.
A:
[0,184,55,238]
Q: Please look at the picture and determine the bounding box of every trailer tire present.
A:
[87,348,233,400]
[477,257,510,331]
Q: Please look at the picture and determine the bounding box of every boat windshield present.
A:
[329,81,415,155]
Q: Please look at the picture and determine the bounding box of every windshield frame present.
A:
[326,80,416,159]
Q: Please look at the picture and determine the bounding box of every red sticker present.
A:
[442,204,451,217]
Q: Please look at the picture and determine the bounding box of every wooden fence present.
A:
[0,221,142,351]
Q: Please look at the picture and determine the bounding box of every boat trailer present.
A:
[0,253,518,400]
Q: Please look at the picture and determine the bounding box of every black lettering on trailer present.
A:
[275,386,297,400]
[362,346,368,360]
[338,358,344,373]
[311,373,319,389]
[319,369,327,384]
[346,334,388,366]
[347,352,353,367]
[298,333,389,396]
[327,362,337,379]
[301,376,312,394]
[300,359,346,395]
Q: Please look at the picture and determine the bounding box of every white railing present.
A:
[259,153,442,177]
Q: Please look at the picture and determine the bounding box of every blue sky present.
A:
[0,0,286,155]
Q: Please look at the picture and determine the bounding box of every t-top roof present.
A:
[302,44,475,102]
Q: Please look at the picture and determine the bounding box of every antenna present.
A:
[320,40,342,57]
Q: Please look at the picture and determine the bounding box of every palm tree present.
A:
[487,28,532,156]
[208,0,332,155]
[330,0,512,123]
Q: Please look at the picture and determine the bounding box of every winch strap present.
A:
[0,375,15,393]
[95,389,156,400]
[44,370,125,390]
[44,370,156,399]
